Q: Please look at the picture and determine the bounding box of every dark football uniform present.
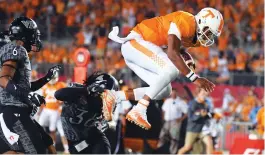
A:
[0,17,58,154]
[0,42,31,107]
[57,82,111,154]
[0,31,55,154]
[0,42,50,154]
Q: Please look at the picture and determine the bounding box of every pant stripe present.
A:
[13,120,37,154]
[130,40,166,68]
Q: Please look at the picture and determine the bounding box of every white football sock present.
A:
[133,87,147,100]
[135,99,149,110]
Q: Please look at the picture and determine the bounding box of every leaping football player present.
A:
[104,8,223,130]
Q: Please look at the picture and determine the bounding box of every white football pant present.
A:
[120,32,179,100]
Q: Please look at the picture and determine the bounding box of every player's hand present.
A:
[30,104,38,117]
[86,80,107,96]
[95,120,109,132]
[45,65,62,81]
[28,93,46,107]
[194,77,215,93]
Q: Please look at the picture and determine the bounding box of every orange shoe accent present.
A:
[101,90,116,121]
[126,107,151,130]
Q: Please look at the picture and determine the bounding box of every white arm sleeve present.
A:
[168,22,181,40]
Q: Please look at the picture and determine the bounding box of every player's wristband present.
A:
[186,70,198,82]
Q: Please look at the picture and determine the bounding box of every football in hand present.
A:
[180,50,196,71]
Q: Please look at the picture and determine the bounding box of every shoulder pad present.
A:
[0,43,27,63]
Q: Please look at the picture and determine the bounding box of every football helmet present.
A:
[84,72,119,91]
[94,73,119,91]
[195,8,224,47]
[9,16,42,52]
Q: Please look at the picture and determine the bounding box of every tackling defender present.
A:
[107,8,223,129]
[55,72,119,154]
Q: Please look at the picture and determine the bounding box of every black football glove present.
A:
[86,80,107,96]
[28,93,46,107]
[30,105,39,117]
[45,65,62,81]
[95,120,109,133]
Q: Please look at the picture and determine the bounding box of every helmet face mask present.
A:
[30,30,42,52]
[197,26,216,47]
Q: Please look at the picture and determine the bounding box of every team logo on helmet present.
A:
[21,20,37,29]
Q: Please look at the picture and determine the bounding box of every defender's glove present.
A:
[86,80,107,96]
[45,65,62,81]
[30,105,39,117]
[28,93,46,107]
[95,120,109,133]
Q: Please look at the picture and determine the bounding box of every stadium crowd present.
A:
[0,0,264,81]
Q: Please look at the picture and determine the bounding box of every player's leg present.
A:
[157,121,169,149]
[38,108,49,129]
[119,60,173,129]
[0,129,19,154]
[178,132,199,154]
[120,39,179,129]
[124,61,172,100]
[101,39,179,128]
[169,121,181,154]
[57,117,69,153]
[102,50,172,123]
[1,107,47,154]
[201,135,214,155]
[91,133,111,154]
[33,120,56,153]
[48,109,59,143]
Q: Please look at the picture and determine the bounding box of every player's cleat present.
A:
[101,90,116,121]
[126,106,151,130]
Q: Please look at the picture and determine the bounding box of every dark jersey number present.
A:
[69,108,97,127]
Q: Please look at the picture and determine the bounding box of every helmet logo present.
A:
[21,20,36,29]
[96,75,104,81]
[202,10,215,18]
